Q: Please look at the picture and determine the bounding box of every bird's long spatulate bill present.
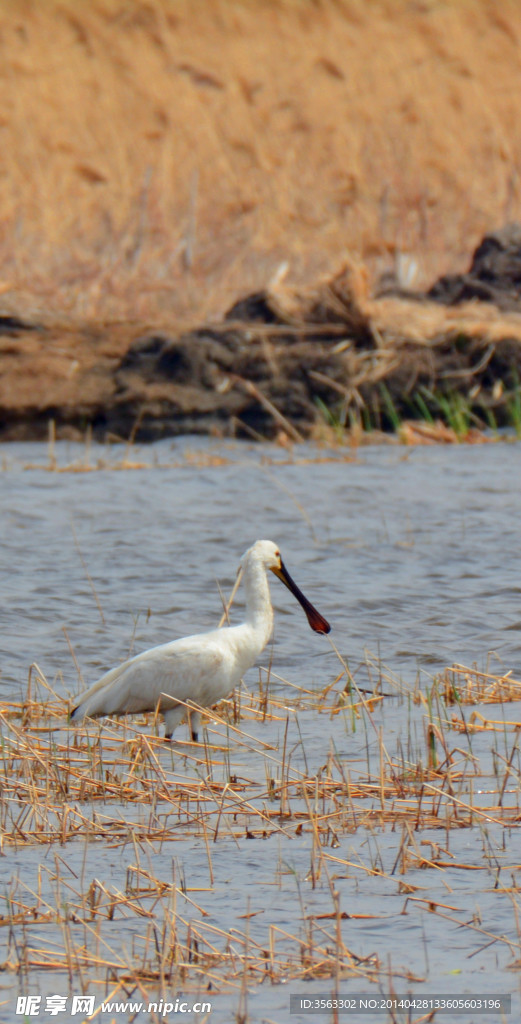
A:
[272,560,331,634]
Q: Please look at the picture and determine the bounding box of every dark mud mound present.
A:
[428,224,521,312]
[3,243,521,442]
[109,263,374,440]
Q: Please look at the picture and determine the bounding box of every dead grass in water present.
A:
[0,667,388,992]
[441,663,521,706]
[1,656,521,999]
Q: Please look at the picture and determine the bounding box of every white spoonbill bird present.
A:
[70,540,330,741]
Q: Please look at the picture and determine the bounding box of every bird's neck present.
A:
[243,556,274,648]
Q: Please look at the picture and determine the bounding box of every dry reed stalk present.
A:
[231,376,305,444]
[452,711,521,733]
[440,664,521,705]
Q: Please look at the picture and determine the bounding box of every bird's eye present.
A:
[275,550,280,557]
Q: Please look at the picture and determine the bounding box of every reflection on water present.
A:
[1,438,521,1021]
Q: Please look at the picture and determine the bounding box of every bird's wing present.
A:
[72,635,231,719]
[128,638,231,709]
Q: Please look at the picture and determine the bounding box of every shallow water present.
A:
[1,438,521,1022]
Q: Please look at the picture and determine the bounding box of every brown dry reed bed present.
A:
[1,657,521,999]
[3,0,521,324]
[6,2,521,453]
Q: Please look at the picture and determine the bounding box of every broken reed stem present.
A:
[218,567,242,628]
[232,375,305,443]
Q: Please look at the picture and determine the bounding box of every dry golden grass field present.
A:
[2,0,521,325]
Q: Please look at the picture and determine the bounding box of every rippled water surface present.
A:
[1,438,521,1022]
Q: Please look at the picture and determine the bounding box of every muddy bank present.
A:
[2,229,521,443]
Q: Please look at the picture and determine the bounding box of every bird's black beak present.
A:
[271,559,331,634]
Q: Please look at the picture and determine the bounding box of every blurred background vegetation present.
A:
[2,0,521,323]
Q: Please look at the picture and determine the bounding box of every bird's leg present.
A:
[189,710,201,743]
[163,704,186,740]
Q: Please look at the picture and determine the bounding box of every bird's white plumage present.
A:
[71,539,330,740]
